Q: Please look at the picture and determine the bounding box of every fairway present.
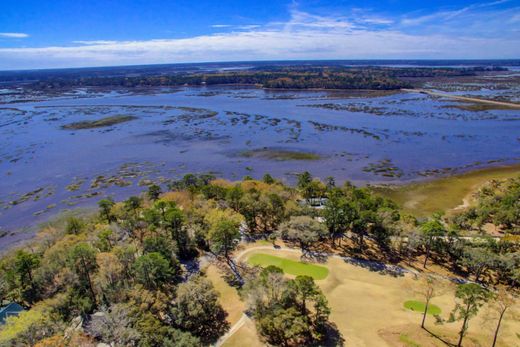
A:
[226,247,520,347]
[404,300,441,315]
[247,253,329,280]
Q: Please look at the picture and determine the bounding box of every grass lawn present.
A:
[373,164,520,217]
[404,300,442,315]
[248,253,329,280]
[399,333,421,347]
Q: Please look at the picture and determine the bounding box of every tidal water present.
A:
[0,86,519,246]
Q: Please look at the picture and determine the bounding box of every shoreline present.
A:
[402,88,520,108]
[373,163,520,217]
[2,163,519,253]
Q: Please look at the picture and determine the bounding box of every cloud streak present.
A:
[0,32,29,38]
[401,0,514,26]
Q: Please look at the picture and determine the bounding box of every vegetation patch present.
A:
[61,115,137,130]
[363,159,404,178]
[240,149,322,161]
[443,102,520,112]
[403,300,441,315]
[308,121,383,140]
[247,253,329,280]
[399,333,422,347]
[373,164,520,217]
[301,103,387,116]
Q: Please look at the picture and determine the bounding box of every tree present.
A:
[246,266,287,312]
[163,205,191,259]
[65,217,84,235]
[297,171,317,203]
[325,176,335,190]
[257,307,309,347]
[124,196,142,217]
[245,267,334,346]
[420,217,446,268]
[297,171,312,191]
[68,243,98,305]
[171,276,229,344]
[121,196,144,242]
[132,252,174,290]
[295,275,330,332]
[147,184,162,201]
[206,209,242,283]
[113,244,137,282]
[323,189,354,246]
[411,275,447,328]
[263,173,275,184]
[88,303,141,346]
[14,250,40,303]
[239,190,261,233]
[278,216,327,255]
[458,247,497,282]
[0,305,58,347]
[488,287,518,347]
[98,198,115,223]
[257,193,286,234]
[351,209,371,249]
[0,270,9,303]
[304,180,326,204]
[226,185,244,212]
[450,283,493,347]
[143,235,178,265]
[291,275,329,326]
[95,228,115,252]
[93,253,125,305]
[208,219,241,260]
[135,312,200,347]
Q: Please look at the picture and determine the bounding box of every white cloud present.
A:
[236,25,261,30]
[72,40,119,45]
[359,17,394,25]
[0,6,518,70]
[0,32,29,38]
[211,24,261,30]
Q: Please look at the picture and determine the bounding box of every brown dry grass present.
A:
[227,247,520,347]
[205,264,245,326]
[222,318,264,347]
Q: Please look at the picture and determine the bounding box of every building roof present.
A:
[0,302,25,325]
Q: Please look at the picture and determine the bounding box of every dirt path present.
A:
[215,314,250,347]
[402,88,520,108]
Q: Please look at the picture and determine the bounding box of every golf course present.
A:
[207,245,520,347]
[247,253,329,280]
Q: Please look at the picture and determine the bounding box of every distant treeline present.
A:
[4,65,508,91]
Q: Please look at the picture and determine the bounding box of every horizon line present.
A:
[1,58,519,73]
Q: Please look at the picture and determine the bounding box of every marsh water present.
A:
[1,84,519,246]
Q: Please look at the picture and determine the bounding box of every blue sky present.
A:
[0,0,519,70]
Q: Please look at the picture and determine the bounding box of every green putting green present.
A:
[247,253,329,280]
[404,300,442,315]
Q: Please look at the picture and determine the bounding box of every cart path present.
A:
[214,313,250,347]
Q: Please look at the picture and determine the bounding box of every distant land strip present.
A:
[403,88,520,109]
